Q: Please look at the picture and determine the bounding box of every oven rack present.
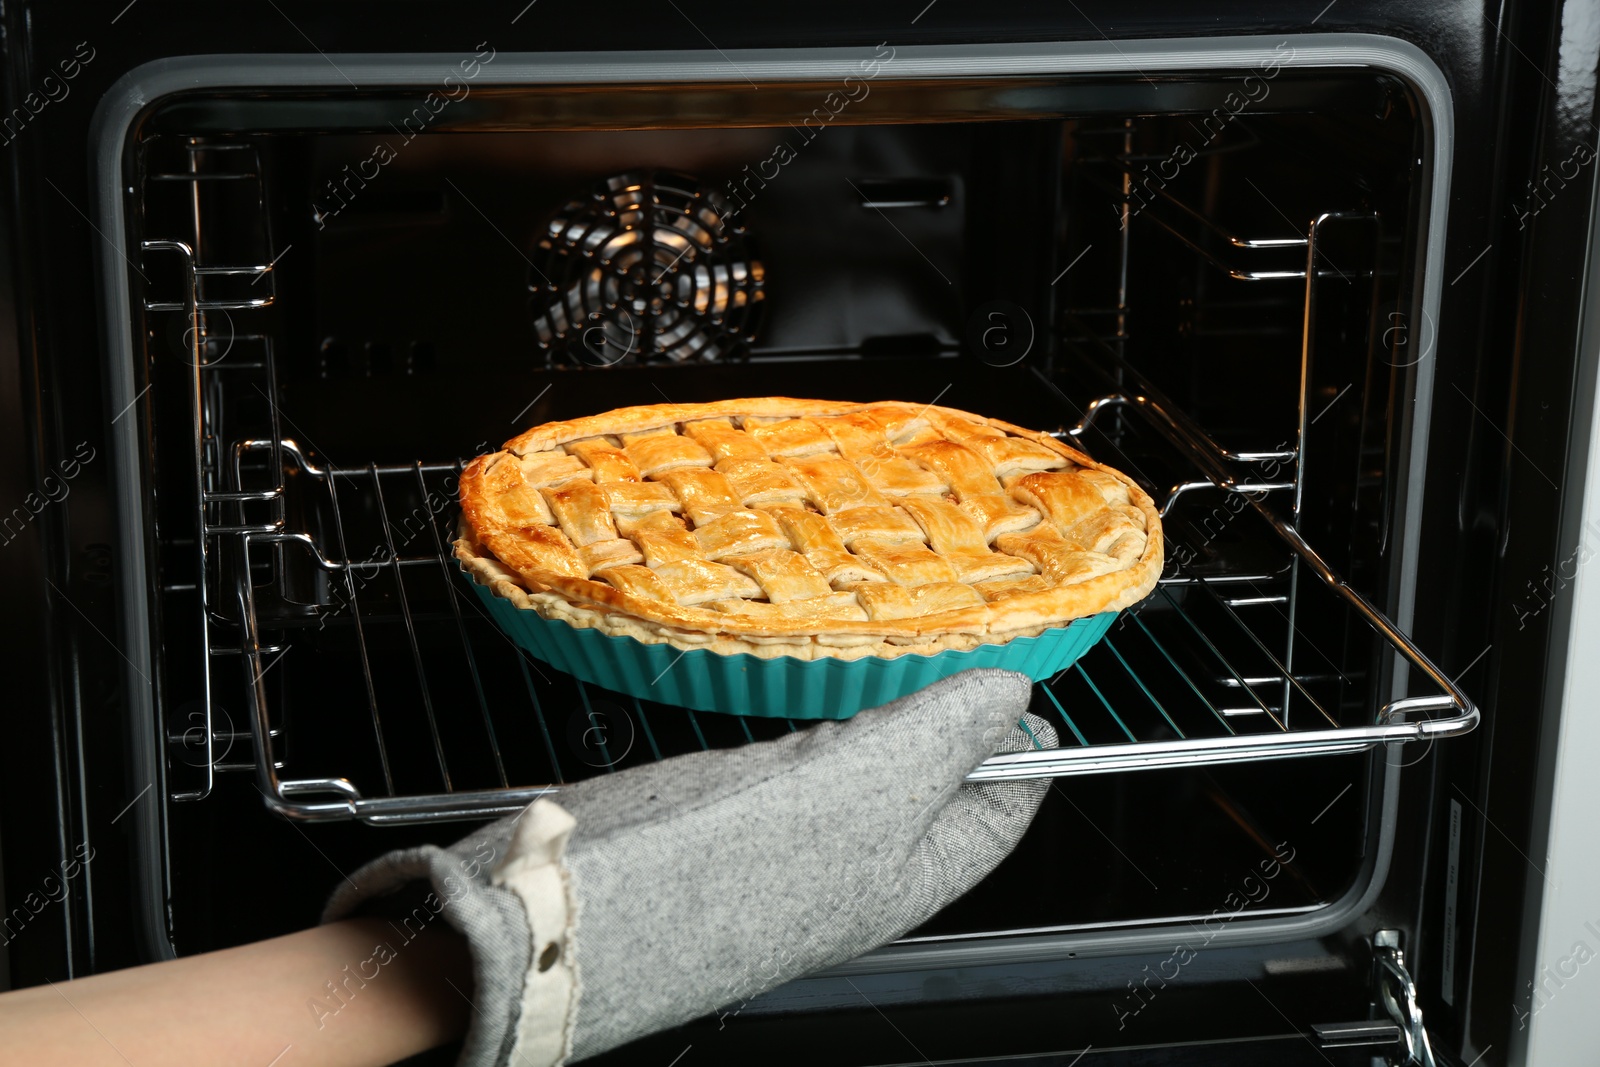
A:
[141,137,1475,822]
[202,396,1477,824]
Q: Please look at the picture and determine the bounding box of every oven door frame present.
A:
[89,34,1456,975]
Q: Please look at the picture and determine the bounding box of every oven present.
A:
[3,4,1598,1065]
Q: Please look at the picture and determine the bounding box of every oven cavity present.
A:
[127,65,1474,955]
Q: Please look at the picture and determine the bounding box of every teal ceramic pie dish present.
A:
[454,397,1163,719]
[464,566,1118,719]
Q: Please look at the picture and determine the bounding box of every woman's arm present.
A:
[0,918,471,1067]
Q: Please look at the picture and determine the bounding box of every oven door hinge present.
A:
[1371,929,1440,1067]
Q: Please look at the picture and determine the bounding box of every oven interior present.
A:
[126,66,1463,967]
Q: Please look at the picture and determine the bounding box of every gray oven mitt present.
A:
[324,668,1054,1066]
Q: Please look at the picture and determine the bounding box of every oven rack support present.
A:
[1080,156,1381,283]
[141,140,281,803]
[1061,187,1385,736]
[214,396,1476,824]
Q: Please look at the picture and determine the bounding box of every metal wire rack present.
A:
[144,137,1476,825]
[195,384,1476,823]
[176,344,1476,823]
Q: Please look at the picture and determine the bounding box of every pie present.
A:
[455,398,1163,660]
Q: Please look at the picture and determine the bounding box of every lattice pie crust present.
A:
[456,398,1163,661]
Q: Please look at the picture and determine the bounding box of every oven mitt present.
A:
[324,668,1054,1066]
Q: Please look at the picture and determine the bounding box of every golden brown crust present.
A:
[459,398,1164,657]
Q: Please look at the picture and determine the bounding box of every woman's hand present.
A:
[0,916,471,1067]
[0,668,1054,1067]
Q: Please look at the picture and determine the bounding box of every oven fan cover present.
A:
[529,170,765,365]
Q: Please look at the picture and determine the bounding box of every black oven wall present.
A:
[0,82,85,992]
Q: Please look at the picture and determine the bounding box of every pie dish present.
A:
[455,398,1161,714]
